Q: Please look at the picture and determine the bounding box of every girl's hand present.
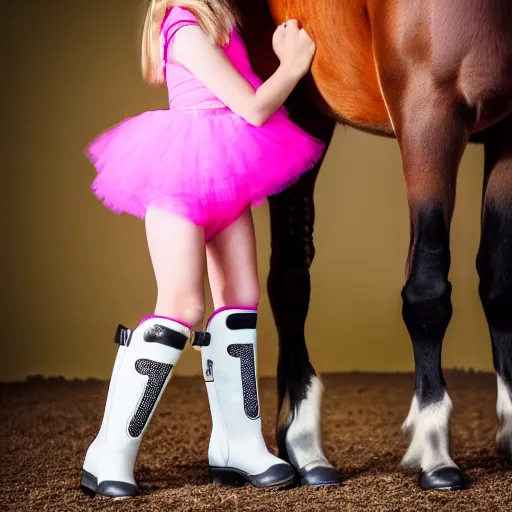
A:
[173,23,313,126]
[272,20,316,78]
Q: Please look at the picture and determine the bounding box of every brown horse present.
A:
[235,0,512,490]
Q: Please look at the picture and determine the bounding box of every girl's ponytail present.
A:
[141,0,237,86]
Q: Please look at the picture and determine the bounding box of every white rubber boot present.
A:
[81,316,192,497]
[200,308,296,488]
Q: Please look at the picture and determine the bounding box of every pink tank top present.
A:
[160,7,264,110]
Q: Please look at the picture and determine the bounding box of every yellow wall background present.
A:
[1,0,493,382]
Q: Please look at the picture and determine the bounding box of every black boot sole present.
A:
[209,465,296,489]
[80,469,140,498]
[80,470,98,497]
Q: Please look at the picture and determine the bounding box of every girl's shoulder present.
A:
[161,6,199,42]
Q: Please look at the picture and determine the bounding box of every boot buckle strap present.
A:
[115,324,133,346]
[191,331,211,348]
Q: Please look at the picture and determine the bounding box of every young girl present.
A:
[81,0,325,498]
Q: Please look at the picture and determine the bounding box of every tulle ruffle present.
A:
[87,108,325,226]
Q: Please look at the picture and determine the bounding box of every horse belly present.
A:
[268,0,393,134]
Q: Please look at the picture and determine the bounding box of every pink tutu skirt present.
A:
[87,106,325,228]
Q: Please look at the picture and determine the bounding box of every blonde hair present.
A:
[141,0,237,85]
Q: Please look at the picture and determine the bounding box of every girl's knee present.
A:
[155,296,206,329]
[180,306,205,329]
[223,281,260,310]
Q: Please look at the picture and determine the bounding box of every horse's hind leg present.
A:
[385,80,471,490]
[477,116,512,457]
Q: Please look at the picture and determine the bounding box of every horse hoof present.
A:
[419,467,466,491]
[496,432,512,457]
[299,466,342,486]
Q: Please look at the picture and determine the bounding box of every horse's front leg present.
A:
[267,116,339,486]
[387,80,471,490]
[237,0,339,485]
[477,116,512,457]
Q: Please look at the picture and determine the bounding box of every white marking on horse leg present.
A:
[285,376,333,471]
[496,375,512,456]
[401,391,457,472]
[401,394,420,434]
